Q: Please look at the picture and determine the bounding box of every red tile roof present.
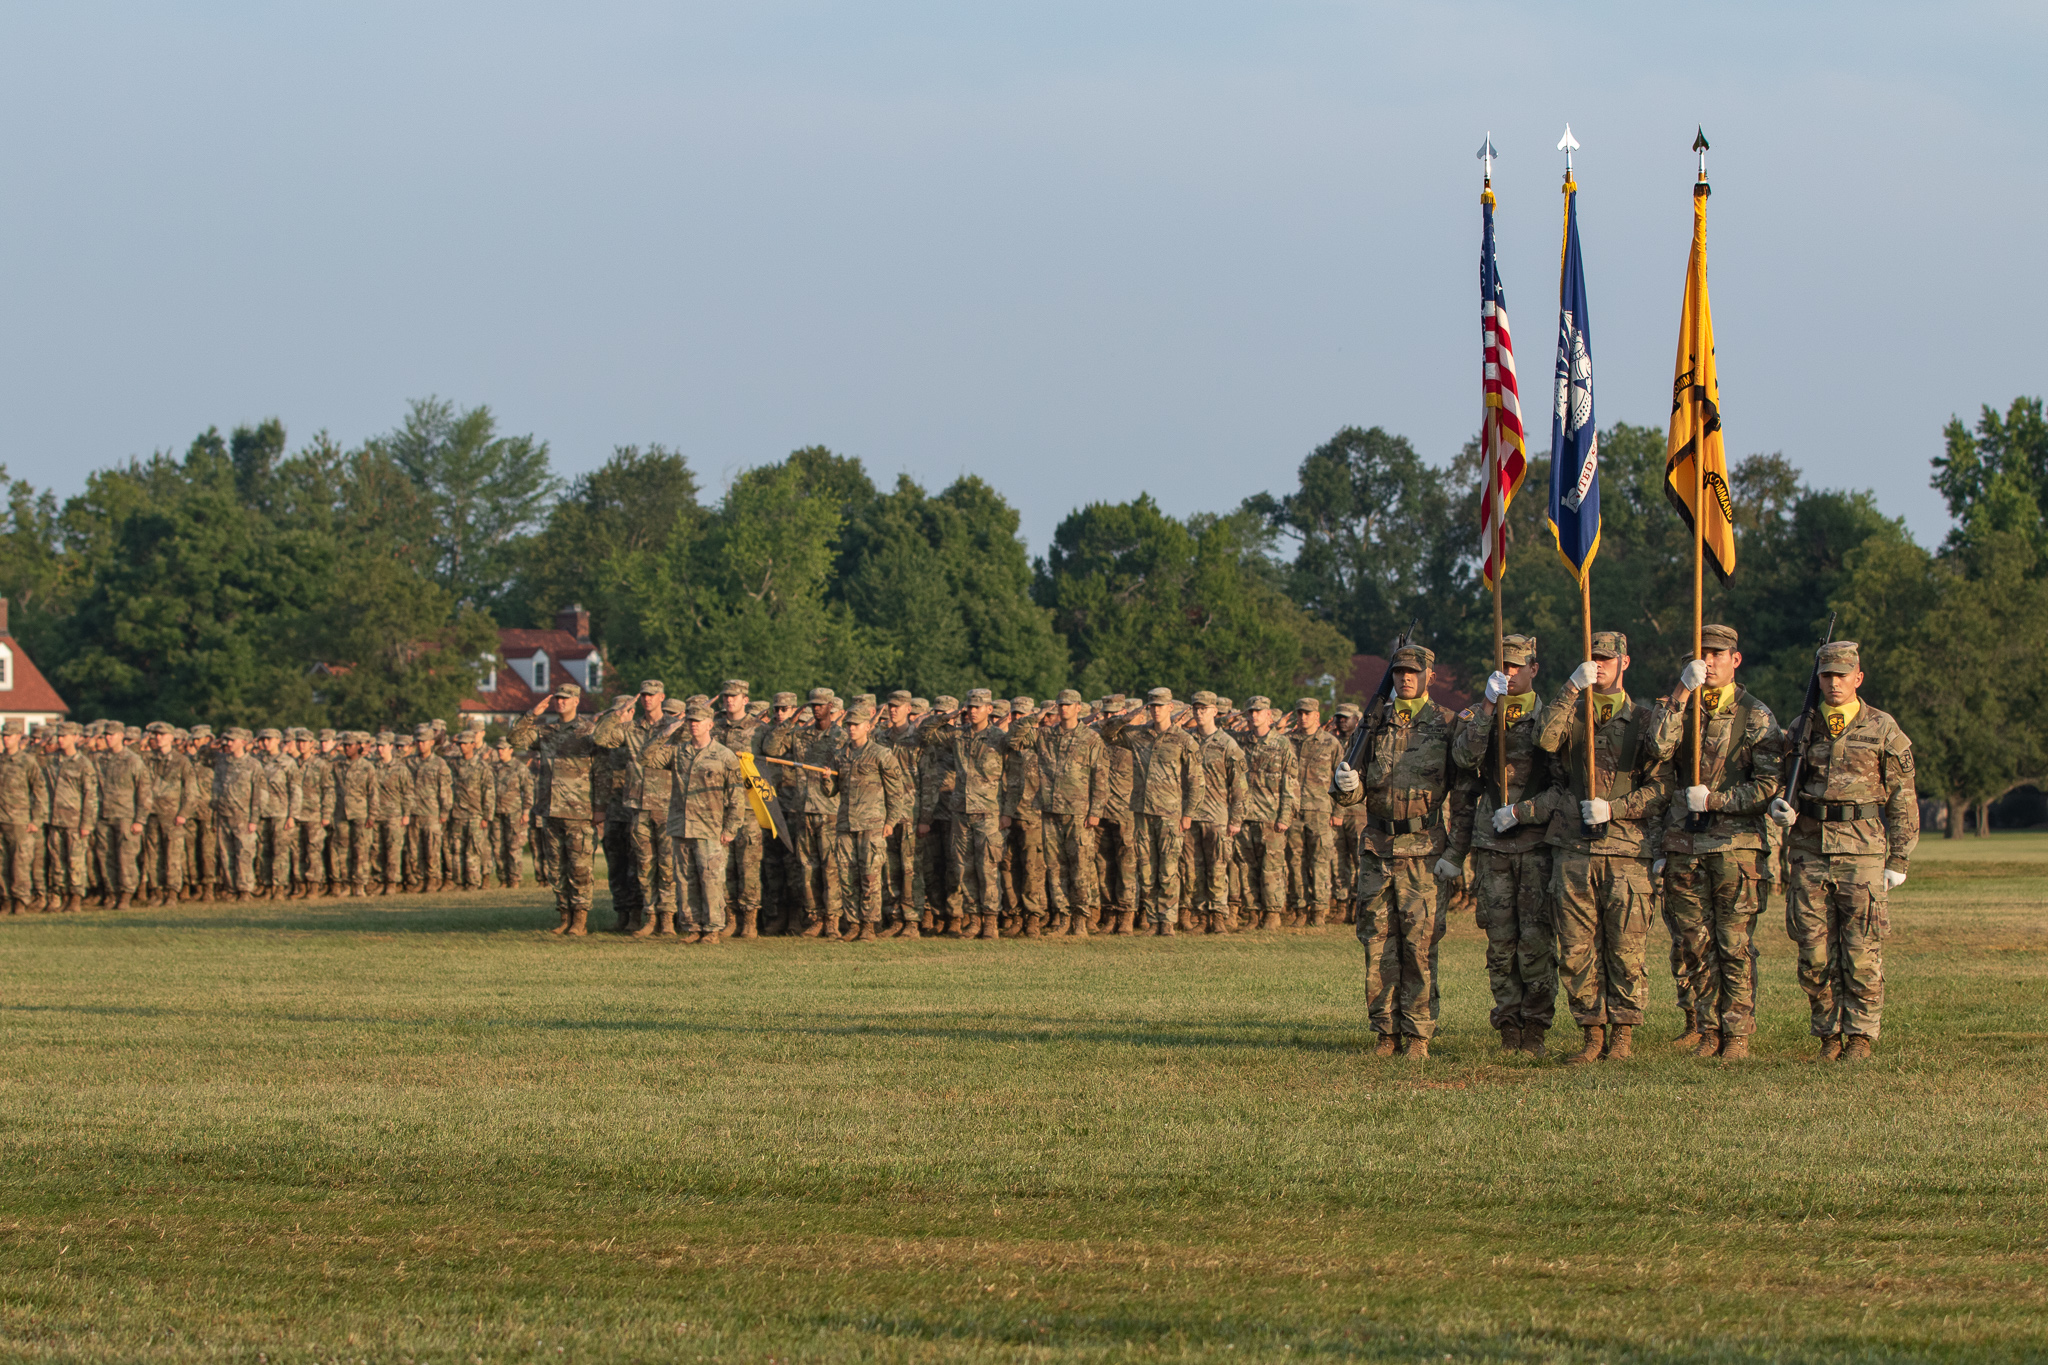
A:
[0,632,71,715]
[461,628,605,717]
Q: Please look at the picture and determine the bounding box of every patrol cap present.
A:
[637,678,665,696]
[1190,690,1219,709]
[1217,697,1234,712]
[773,691,801,708]
[1501,633,1538,666]
[431,717,448,732]
[59,721,85,737]
[224,726,253,742]
[661,697,687,716]
[683,700,714,721]
[1294,697,1321,714]
[886,689,914,706]
[552,682,583,699]
[989,699,1011,718]
[125,724,145,740]
[255,726,281,741]
[1,718,22,735]
[1817,641,1861,675]
[1334,702,1363,720]
[934,694,960,712]
[855,693,877,710]
[964,688,994,706]
[145,720,173,735]
[807,687,837,706]
[190,724,214,739]
[720,679,752,697]
[1056,688,1085,706]
[745,700,769,717]
[1146,687,1174,706]
[375,731,396,746]
[910,698,931,716]
[1589,630,1628,659]
[686,693,711,708]
[1701,623,1739,651]
[413,725,434,740]
[1389,645,1435,672]
[1245,695,1274,712]
[844,703,876,725]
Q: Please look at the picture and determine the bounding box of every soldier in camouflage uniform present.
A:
[184,724,218,900]
[1183,692,1245,933]
[877,690,921,933]
[46,722,102,911]
[1286,699,1343,928]
[252,728,300,901]
[763,689,842,935]
[1768,640,1917,1061]
[641,699,747,942]
[1237,697,1298,933]
[1652,624,1785,1060]
[915,695,961,933]
[822,701,912,942]
[511,683,603,936]
[1105,688,1202,935]
[140,722,197,906]
[294,730,337,897]
[403,725,449,893]
[331,733,375,895]
[924,688,1008,939]
[492,737,533,888]
[1000,697,1050,935]
[1328,703,1368,924]
[713,680,768,937]
[1332,645,1458,1059]
[0,719,46,912]
[595,681,673,933]
[1092,696,1138,933]
[1455,633,1559,1054]
[1526,631,1677,1064]
[1015,687,1107,937]
[96,721,151,910]
[447,726,498,890]
[365,733,413,895]
[210,727,263,902]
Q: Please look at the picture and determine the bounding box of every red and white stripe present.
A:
[1480,296,1526,586]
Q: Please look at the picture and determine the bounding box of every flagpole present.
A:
[1688,131,1711,828]
[1481,146,1508,810]
[1560,140,1597,828]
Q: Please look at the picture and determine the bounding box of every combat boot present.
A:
[654,911,677,938]
[802,916,826,938]
[1258,911,1283,931]
[736,908,758,939]
[566,909,589,936]
[856,923,878,942]
[1499,1025,1522,1052]
[1565,1026,1605,1065]
[113,894,131,912]
[379,883,393,897]
[1021,914,1043,938]
[1841,1036,1873,1061]
[1694,1031,1723,1058]
[1305,906,1326,928]
[1520,1027,1547,1058]
[1373,1034,1398,1057]
[630,910,656,939]
[1669,1011,1704,1051]
[1603,1024,1634,1061]
[1405,1038,1429,1062]
[1112,911,1134,935]
[1068,912,1089,937]
[550,908,571,935]
[1816,1034,1843,1061]
[1717,1035,1750,1061]
[63,895,83,912]
[975,914,998,940]
[898,919,922,940]
[1155,917,1175,937]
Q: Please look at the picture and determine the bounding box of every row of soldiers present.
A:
[513,623,1915,1067]
[0,717,544,909]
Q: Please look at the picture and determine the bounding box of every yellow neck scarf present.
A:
[1393,696,1428,720]
[1501,691,1536,725]
[1822,698,1861,738]
[1591,690,1628,723]
[1699,685,1734,714]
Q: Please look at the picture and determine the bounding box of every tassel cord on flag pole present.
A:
[1684,134,1713,832]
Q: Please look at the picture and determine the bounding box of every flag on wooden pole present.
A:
[1664,142,1735,582]
[1547,145,1600,585]
[1479,157,1527,587]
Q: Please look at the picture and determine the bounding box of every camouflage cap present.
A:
[772,691,800,708]
[552,682,583,699]
[1501,633,1538,666]
[844,703,877,725]
[413,724,434,739]
[256,727,282,741]
[934,695,959,712]
[430,717,447,732]
[909,698,931,716]
[1056,688,1085,706]
[190,724,214,739]
[1011,697,1035,714]
[1145,687,1173,706]
[1294,697,1321,714]
[145,720,173,735]
[1334,702,1363,720]
[125,725,145,741]
[683,700,714,721]
[745,700,769,717]
[223,726,253,742]
[1189,690,1219,709]
[1816,641,1860,675]
[638,678,665,696]
[1389,645,1435,672]
[59,721,85,737]
[318,728,338,742]
[1,718,22,736]
[1589,630,1628,659]
[719,678,751,697]
[886,689,914,706]
[964,688,994,706]
[855,693,877,710]
[1244,695,1274,712]
[1700,623,1739,651]
[989,699,1012,718]
[1217,698,1234,713]
[375,730,398,745]
[661,697,688,716]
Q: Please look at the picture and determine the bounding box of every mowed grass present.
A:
[2,836,2045,1364]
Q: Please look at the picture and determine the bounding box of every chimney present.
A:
[555,603,590,642]
[0,596,10,635]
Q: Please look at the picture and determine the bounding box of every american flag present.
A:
[1479,185,1526,587]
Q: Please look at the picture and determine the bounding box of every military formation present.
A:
[14,623,1913,1065]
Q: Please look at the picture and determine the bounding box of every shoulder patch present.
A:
[1459,707,1475,721]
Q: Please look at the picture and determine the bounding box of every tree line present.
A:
[4,394,2042,834]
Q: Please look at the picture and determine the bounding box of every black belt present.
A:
[1371,815,1431,836]
[1798,797,1881,823]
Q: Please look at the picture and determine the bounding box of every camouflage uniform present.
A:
[712,683,767,931]
[1657,640,1784,1046]
[1105,691,1202,929]
[96,740,151,906]
[295,734,335,895]
[1451,637,1560,1042]
[510,689,604,933]
[1021,691,1109,932]
[642,711,747,938]
[0,728,46,909]
[145,736,200,902]
[1333,650,1456,1045]
[1329,706,1371,922]
[366,743,413,891]
[185,729,218,898]
[763,694,846,930]
[916,698,961,926]
[935,692,1009,931]
[211,735,263,897]
[873,692,919,925]
[332,740,377,893]
[1531,636,1677,1054]
[595,691,675,929]
[447,742,498,890]
[1781,643,1917,1046]
[492,750,534,888]
[1237,701,1298,932]
[1288,701,1344,926]
[826,713,912,932]
[254,734,301,896]
[46,735,102,905]
[1001,698,1048,929]
[1094,706,1138,927]
[404,731,450,892]
[1187,698,1246,930]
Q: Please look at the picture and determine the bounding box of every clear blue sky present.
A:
[1,2,2040,555]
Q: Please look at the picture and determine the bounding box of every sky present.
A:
[1,2,2041,557]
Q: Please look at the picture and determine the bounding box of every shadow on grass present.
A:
[11,899,571,937]
[534,1010,1370,1052]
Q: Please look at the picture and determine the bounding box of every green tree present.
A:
[0,464,68,660]
[1933,396,2048,560]
[509,444,702,634]
[365,398,558,610]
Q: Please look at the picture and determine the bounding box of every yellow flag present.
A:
[1665,182,1735,581]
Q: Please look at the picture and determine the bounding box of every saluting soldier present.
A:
[1654,624,1784,1060]
[594,681,674,934]
[0,719,46,913]
[1092,696,1138,934]
[1332,645,1458,1060]
[96,721,151,910]
[823,701,912,942]
[1001,697,1050,935]
[641,698,747,943]
[1104,688,1203,936]
[1769,641,1917,1061]
[712,680,768,937]
[1456,633,1559,1055]
[511,683,604,936]
[1286,699,1342,928]
[1237,697,1298,933]
[1184,692,1245,935]
[876,691,922,935]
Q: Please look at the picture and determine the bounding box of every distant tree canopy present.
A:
[5,393,2042,827]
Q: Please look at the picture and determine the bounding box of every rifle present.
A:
[1333,621,1418,795]
[1779,611,1838,819]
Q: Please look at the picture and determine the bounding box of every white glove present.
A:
[1685,784,1710,813]
[1768,796,1796,827]
[1679,659,1708,691]
[1484,670,1509,703]
[1652,858,1667,878]
[1491,805,1519,834]
[1580,797,1611,825]
[1884,869,1906,890]
[1334,763,1360,793]
[1432,857,1461,881]
[1570,661,1599,690]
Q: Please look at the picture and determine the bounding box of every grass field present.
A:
[2,834,2044,1363]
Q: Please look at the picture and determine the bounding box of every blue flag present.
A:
[1548,182,1600,583]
